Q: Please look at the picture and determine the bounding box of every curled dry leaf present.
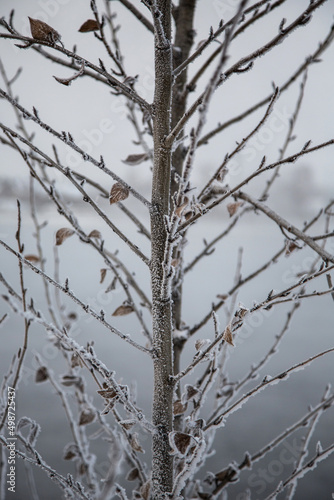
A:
[140,481,151,500]
[109,182,129,204]
[227,201,242,217]
[175,196,189,217]
[53,63,85,87]
[173,400,188,415]
[78,19,99,32]
[88,229,102,239]
[112,303,134,317]
[70,353,82,368]
[55,228,74,246]
[170,431,193,456]
[195,339,211,351]
[25,254,40,263]
[285,240,300,256]
[79,408,95,426]
[223,324,234,346]
[28,17,61,45]
[130,433,144,453]
[63,443,79,461]
[126,467,139,481]
[97,387,117,400]
[121,153,148,166]
[183,384,199,402]
[35,366,48,383]
[100,268,107,284]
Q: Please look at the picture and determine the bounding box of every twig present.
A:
[205,347,334,429]
[0,240,151,355]
[237,191,334,263]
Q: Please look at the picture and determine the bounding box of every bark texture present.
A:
[150,0,174,496]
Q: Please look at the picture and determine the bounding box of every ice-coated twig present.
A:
[205,347,334,429]
[166,0,328,149]
[0,22,151,112]
[238,191,334,263]
[0,91,151,208]
[0,434,92,499]
[210,389,334,495]
[0,241,151,356]
[198,22,334,147]
[198,87,279,201]
[117,0,154,33]
[1,123,150,265]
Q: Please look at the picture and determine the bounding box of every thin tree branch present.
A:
[237,191,334,263]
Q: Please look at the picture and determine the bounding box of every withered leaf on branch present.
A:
[173,400,188,415]
[97,387,117,399]
[183,384,199,402]
[35,366,48,383]
[227,201,242,217]
[79,408,95,426]
[88,229,102,240]
[140,481,151,500]
[28,17,62,45]
[78,19,99,32]
[130,433,144,453]
[53,63,85,87]
[109,182,129,204]
[25,254,40,263]
[169,431,193,456]
[55,228,74,246]
[63,443,79,461]
[121,153,148,166]
[100,268,107,284]
[126,467,139,481]
[223,324,234,346]
[112,303,134,316]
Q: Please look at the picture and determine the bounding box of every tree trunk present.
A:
[150,0,174,496]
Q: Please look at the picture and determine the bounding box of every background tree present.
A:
[0,0,334,498]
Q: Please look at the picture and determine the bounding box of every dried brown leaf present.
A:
[25,254,40,263]
[121,153,148,166]
[227,201,242,217]
[100,268,107,284]
[217,294,228,301]
[112,304,134,317]
[175,197,189,217]
[184,384,199,401]
[109,183,129,204]
[140,481,151,500]
[170,431,192,455]
[35,366,48,383]
[130,433,144,453]
[63,443,79,461]
[29,17,61,45]
[89,229,102,239]
[78,19,99,32]
[71,353,81,368]
[195,339,210,351]
[79,408,95,426]
[285,240,300,256]
[97,388,117,399]
[173,400,187,415]
[55,228,74,246]
[126,467,139,481]
[223,324,234,346]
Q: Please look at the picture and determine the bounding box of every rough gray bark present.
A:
[150,0,174,495]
